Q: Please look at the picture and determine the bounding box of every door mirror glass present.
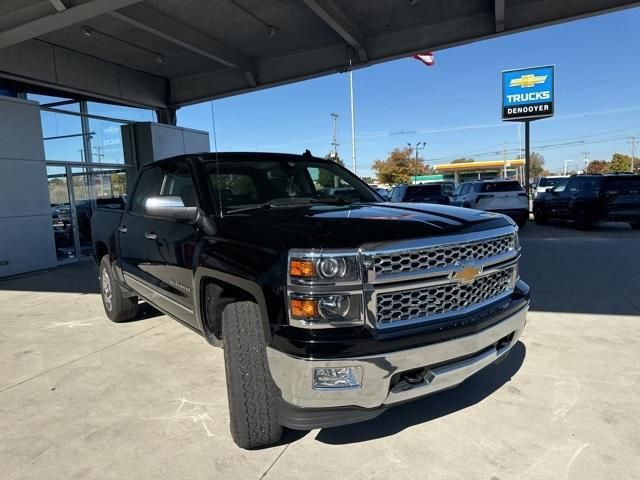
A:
[144,196,198,222]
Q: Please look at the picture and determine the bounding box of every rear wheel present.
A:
[222,301,283,449]
[99,256,138,323]
[574,210,593,230]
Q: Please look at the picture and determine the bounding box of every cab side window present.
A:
[552,179,568,193]
[130,167,163,214]
[161,163,198,207]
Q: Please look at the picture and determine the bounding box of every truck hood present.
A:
[218,202,514,250]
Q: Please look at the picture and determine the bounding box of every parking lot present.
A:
[1,222,639,480]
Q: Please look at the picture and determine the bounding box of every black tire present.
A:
[574,210,593,230]
[515,216,528,229]
[222,301,283,449]
[99,256,138,323]
[630,222,640,230]
[533,209,548,225]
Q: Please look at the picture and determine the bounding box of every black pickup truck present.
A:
[92,152,529,449]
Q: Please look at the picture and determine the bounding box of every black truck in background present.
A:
[92,152,529,449]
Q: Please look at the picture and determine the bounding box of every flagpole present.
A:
[349,64,357,175]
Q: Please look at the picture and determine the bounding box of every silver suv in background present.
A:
[534,176,569,198]
[451,179,529,227]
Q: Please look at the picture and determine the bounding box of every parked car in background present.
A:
[368,185,389,199]
[533,174,640,229]
[534,175,569,198]
[451,179,529,227]
[388,183,451,204]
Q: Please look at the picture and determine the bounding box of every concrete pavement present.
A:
[1,223,639,479]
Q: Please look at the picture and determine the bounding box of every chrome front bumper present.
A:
[267,304,528,409]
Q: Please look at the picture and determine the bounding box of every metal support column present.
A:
[524,121,531,197]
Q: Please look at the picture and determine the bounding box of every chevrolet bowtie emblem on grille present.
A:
[509,74,547,88]
[451,265,482,284]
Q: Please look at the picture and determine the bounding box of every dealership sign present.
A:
[502,65,554,121]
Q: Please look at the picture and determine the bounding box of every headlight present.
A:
[288,250,360,284]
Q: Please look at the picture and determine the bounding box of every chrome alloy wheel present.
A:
[102,268,113,312]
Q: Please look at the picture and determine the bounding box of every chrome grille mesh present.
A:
[376,268,514,326]
[373,234,514,277]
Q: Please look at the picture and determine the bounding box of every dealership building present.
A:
[1,0,637,278]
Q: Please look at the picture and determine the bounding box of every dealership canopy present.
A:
[1,0,639,110]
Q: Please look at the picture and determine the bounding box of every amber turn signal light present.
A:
[290,259,316,278]
[290,298,318,319]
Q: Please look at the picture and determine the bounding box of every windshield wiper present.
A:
[310,197,353,205]
[225,203,274,214]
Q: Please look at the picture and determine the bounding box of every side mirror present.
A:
[545,188,553,193]
[144,196,198,222]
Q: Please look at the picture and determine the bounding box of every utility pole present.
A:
[329,113,339,160]
[629,136,637,173]
[407,142,426,184]
[502,142,508,178]
[349,64,357,174]
[581,151,590,173]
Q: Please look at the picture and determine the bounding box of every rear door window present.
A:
[603,177,640,195]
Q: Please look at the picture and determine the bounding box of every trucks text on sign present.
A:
[502,65,554,121]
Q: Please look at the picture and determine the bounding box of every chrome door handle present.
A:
[145,232,158,240]
[118,226,127,233]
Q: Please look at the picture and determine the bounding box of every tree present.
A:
[610,153,632,173]
[451,157,474,164]
[529,151,546,179]
[318,153,345,187]
[586,160,610,174]
[372,147,428,185]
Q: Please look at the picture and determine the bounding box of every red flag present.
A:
[412,52,435,66]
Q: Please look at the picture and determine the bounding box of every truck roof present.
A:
[149,151,329,167]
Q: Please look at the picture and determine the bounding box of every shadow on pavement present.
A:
[312,341,526,446]
[0,262,100,294]
[519,223,640,316]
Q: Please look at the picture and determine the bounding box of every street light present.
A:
[563,159,575,176]
[407,142,426,184]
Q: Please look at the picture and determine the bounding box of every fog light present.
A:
[312,366,362,389]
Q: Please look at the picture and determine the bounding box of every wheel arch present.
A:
[194,268,272,346]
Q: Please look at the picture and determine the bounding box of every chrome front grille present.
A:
[375,267,515,327]
[373,234,515,278]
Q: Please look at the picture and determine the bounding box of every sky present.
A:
[177,6,640,179]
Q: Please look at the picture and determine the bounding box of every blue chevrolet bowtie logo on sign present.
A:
[502,65,554,121]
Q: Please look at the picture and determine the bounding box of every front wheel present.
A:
[99,256,138,323]
[533,209,548,225]
[222,301,283,449]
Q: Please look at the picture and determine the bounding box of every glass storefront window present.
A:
[41,110,86,162]
[88,118,127,164]
[88,101,155,122]
[46,165,129,263]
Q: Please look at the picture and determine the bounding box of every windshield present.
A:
[205,158,379,213]
[538,177,568,188]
